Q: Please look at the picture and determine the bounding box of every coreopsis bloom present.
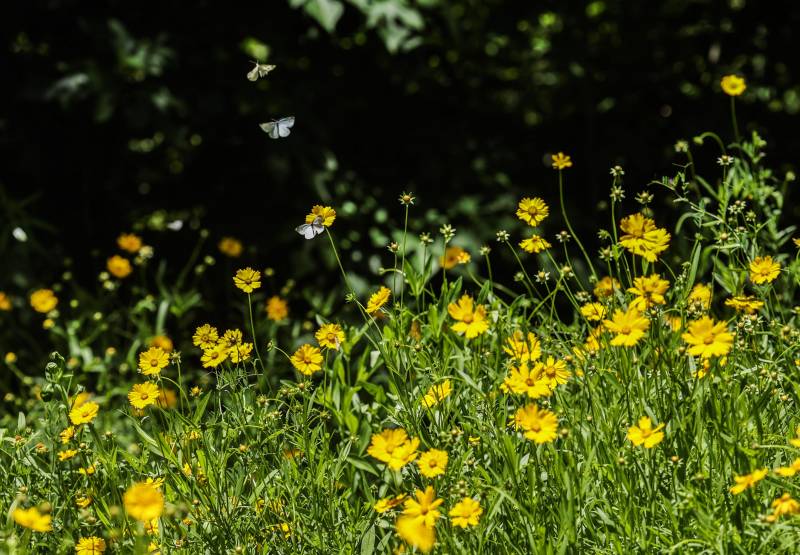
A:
[503,331,542,362]
[519,234,552,254]
[306,205,336,227]
[551,152,572,170]
[233,267,262,293]
[417,449,448,478]
[12,507,52,532]
[316,323,345,350]
[107,255,133,278]
[681,316,733,358]
[516,197,550,226]
[75,536,107,554]
[441,246,470,270]
[421,380,452,408]
[502,363,551,399]
[30,289,58,313]
[201,344,228,368]
[117,233,143,253]
[720,74,746,96]
[749,256,780,285]
[729,468,767,495]
[60,426,75,444]
[619,213,671,262]
[628,274,670,311]
[593,276,620,299]
[767,494,800,522]
[514,404,558,443]
[266,296,289,321]
[138,347,169,376]
[447,295,489,339]
[725,295,764,314]
[128,382,160,410]
[789,426,800,448]
[367,428,420,470]
[449,497,483,528]
[366,286,391,315]
[580,302,607,321]
[149,335,173,352]
[58,449,77,461]
[192,324,219,350]
[627,417,665,448]
[70,401,99,426]
[603,307,649,347]
[0,291,12,311]
[775,458,800,477]
[688,283,712,309]
[538,356,571,388]
[218,237,243,257]
[75,495,92,508]
[374,494,406,513]
[403,486,443,527]
[123,482,165,521]
[227,342,253,364]
[396,516,435,553]
[290,344,323,375]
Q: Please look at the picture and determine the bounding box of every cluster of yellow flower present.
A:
[192,324,254,368]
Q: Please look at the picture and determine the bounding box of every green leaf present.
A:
[304,0,344,32]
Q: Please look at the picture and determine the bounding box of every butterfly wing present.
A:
[258,64,276,77]
[247,66,259,81]
[295,224,316,239]
[277,117,295,138]
[259,122,280,139]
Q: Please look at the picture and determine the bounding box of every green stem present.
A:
[559,171,597,281]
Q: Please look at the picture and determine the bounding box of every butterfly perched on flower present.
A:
[247,61,276,81]
[295,216,324,240]
[260,117,295,139]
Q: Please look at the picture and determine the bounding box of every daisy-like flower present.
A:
[681,316,733,358]
[593,276,620,299]
[514,404,558,443]
[603,306,649,347]
[729,468,767,495]
[537,356,571,388]
[627,416,665,448]
[58,449,78,461]
[396,516,436,553]
[306,205,336,227]
[367,428,420,470]
[123,482,165,521]
[30,289,58,313]
[138,347,169,376]
[374,494,406,513]
[503,331,542,362]
[403,486,443,527]
[628,274,670,311]
[233,267,262,293]
[618,213,671,262]
[440,246,470,270]
[720,74,746,96]
[60,426,75,444]
[417,449,448,478]
[447,295,489,339]
[519,234,552,254]
[516,197,550,226]
[767,494,800,522]
[192,324,219,350]
[70,401,99,426]
[501,363,551,399]
[0,291,11,311]
[218,237,243,257]
[551,152,572,170]
[107,255,133,278]
[421,380,452,408]
[749,256,780,285]
[580,302,607,322]
[220,329,243,348]
[149,335,173,352]
[201,344,229,368]
[367,286,391,315]
[227,342,253,364]
[128,382,161,410]
[688,283,712,309]
[724,295,764,314]
[775,458,800,477]
[448,497,483,528]
[12,507,52,532]
[290,344,323,375]
[117,233,143,254]
[315,323,345,350]
[266,296,289,321]
[75,536,107,554]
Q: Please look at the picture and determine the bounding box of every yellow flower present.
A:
[441,246,470,270]
[266,296,289,321]
[60,426,75,444]
[515,197,550,226]
[519,234,552,254]
[794,237,800,249]
[681,316,733,359]
[627,416,665,448]
[148,335,173,352]
[580,302,607,322]
[729,468,767,495]
[218,236,243,257]
[502,363,551,399]
[688,283,712,309]
[628,274,670,311]
[603,306,649,347]
[0,291,11,311]
[725,295,764,314]
[12,507,52,532]
[619,213,671,262]
[447,294,489,339]
[417,449,448,478]
[75,536,107,554]
[5,352,17,364]
[374,494,406,513]
[775,458,800,477]
[593,276,620,299]
[720,74,746,96]
[316,323,345,350]
[790,426,800,448]
[449,497,483,528]
[551,152,572,170]
[192,324,219,349]
[403,486,443,527]
[30,289,58,313]
[767,493,800,522]
[145,518,159,536]
[79,465,96,476]
[70,401,99,426]
[220,328,243,348]
[421,380,452,408]
[503,331,542,362]
[75,495,92,508]
[514,404,558,443]
[227,342,253,364]
[128,382,161,410]
[367,286,391,315]
[538,356,571,388]
[138,347,169,376]
[396,516,436,553]
[305,205,336,227]
[123,482,165,521]
[58,449,78,461]
[201,344,228,368]
[233,267,262,293]
[749,256,780,285]
[117,233,143,254]
[290,344,323,375]
[367,428,420,470]
[107,255,133,278]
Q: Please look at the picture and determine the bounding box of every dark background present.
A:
[1,0,799,289]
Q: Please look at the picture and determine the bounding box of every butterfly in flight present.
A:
[295,216,324,240]
[260,117,295,139]
[247,61,276,81]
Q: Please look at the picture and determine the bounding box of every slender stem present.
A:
[247,293,265,373]
[400,205,409,308]
[730,97,741,147]
[559,170,596,281]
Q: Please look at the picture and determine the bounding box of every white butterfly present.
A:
[295,216,324,240]
[260,117,295,139]
[247,61,276,81]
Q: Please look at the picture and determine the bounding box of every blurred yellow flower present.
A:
[58,449,77,461]
[688,283,712,309]
[516,197,549,226]
[75,536,106,554]
[767,493,800,522]
[366,286,391,315]
[367,428,420,470]
[0,291,11,311]
[218,236,243,257]
[449,497,483,528]
[775,458,800,477]
[30,289,58,313]
[593,276,620,299]
[117,233,143,253]
[149,335,174,352]
[720,74,746,96]
[551,152,572,170]
[503,331,541,363]
[729,468,767,495]
[749,256,780,285]
[138,347,169,376]
[402,486,443,527]
[107,255,133,278]
[60,426,75,444]
[440,246,469,270]
[580,302,607,322]
[725,295,763,314]
[290,344,323,375]
[266,296,289,321]
[316,323,345,350]
[447,294,489,339]
[123,482,164,521]
[305,205,336,227]
[12,507,52,532]
[627,416,665,448]
[421,380,452,408]
[396,515,435,553]
[233,267,262,293]
[374,494,406,513]
[5,352,17,364]
[128,382,160,410]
